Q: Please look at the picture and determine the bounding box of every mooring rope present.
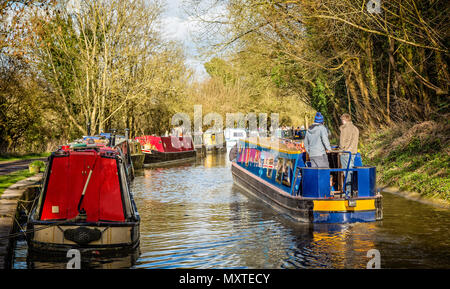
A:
[0,215,76,241]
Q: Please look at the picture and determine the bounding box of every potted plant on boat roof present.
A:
[29,160,45,174]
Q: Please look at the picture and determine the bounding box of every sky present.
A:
[160,0,209,82]
[64,0,212,81]
[65,0,223,81]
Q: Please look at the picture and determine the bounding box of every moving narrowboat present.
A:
[26,140,140,254]
[135,135,196,166]
[231,137,383,223]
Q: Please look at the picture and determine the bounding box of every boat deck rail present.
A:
[237,139,375,200]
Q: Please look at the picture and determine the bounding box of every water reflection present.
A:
[13,152,450,269]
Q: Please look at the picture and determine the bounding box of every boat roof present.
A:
[56,136,120,155]
[225,128,246,132]
[239,137,304,154]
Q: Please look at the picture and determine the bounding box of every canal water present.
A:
[13,152,450,269]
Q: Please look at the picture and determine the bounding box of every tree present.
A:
[187,0,449,131]
[32,0,188,136]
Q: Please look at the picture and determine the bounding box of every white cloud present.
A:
[185,57,209,81]
[159,0,227,82]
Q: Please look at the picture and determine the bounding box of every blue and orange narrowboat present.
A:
[26,139,140,254]
[231,137,383,223]
[135,135,196,166]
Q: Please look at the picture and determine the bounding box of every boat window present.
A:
[275,158,285,184]
[261,152,275,178]
[282,159,295,187]
[266,158,274,178]
[275,157,295,187]
[292,167,302,196]
[267,167,273,178]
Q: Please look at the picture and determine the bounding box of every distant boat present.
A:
[27,139,140,254]
[83,134,134,180]
[203,129,227,154]
[231,137,383,223]
[224,128,247,147]
[129,140,145,169]
[135,135,196,166]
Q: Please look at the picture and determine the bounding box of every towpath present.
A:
[0,158,47,176]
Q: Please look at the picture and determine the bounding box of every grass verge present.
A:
[0,168,45,196]
[0,152,50,163]
[360,120,449,202]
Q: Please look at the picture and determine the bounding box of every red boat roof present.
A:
[40,149,126,222]
[135,135,194,153]
[38,138,131,222]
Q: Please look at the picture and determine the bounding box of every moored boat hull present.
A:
[131,154,145,169]
[27,221,140,254]
[205,143,227,154]
[143,149,196,166]
[136,135,196,166]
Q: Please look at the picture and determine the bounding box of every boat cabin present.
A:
[203,129,227,152]
[135,135,194,153]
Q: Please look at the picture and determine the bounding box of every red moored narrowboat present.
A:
[135,135,196,166]
[26,141,140,254]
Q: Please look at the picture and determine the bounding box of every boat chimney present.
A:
[87,122,91,136]
[111,129,117,147]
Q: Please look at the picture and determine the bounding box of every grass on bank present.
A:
[0,152,50,163]
[0,168,45,195]
[360,120,450,202]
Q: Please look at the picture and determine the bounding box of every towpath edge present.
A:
[0,173,43,269]
[379,185,450,210]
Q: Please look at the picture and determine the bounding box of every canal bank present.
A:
[380,186,450,210]
[0,173,43,269]
[361,120,449,206]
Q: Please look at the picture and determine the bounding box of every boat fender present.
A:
[64,227,102,245]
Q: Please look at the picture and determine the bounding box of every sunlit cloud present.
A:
[160,0,221,82]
